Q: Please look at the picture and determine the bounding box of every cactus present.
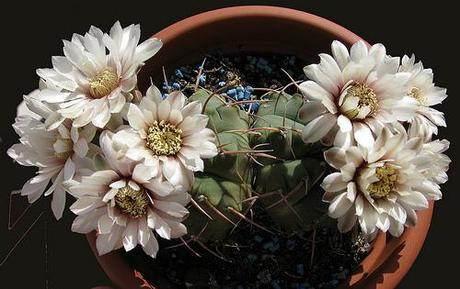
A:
[250,92,328,231]
[185,89,253,241]
[185,89,329,242]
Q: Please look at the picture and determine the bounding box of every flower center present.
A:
[89,68,119,98]
[146,120,183,156]
[340,83,379,120]
[408,87,425,104]
[114,185,149,218]
[55,151,72,160]
[367,165,398,199]
[54,137,73,160]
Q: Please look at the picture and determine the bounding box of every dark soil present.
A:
[125,204,369,289]
[124,54,370,289]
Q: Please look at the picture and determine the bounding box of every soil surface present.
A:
[125,204,369,289]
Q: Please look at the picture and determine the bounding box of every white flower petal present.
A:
[298,101,328,123]
[51,185,66,220]
[123,220,139,251]
[302,113,337,144]
[127,104,148,131]
[353,122,374,148]
[337,115,352,132]
[328,192,353,218]
[398,191,429,210]
[321,172,348,192]
[324,147,346,170]
[337,208,357,233]
[132,163,158,183]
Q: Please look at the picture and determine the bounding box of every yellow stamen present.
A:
[367,165,398,199]
[54,138,72,160]
[89,67,119,98]
[114,185,149,218]
[146,120,183,156]
[408,87,425,104]
[341,83,379,120]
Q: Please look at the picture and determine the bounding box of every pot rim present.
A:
[86,6,434,289]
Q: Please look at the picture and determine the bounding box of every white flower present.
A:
[407,127,451,185]
[36,22,162,128]
[69,131,190,258]
[7,90,96,219]
[321,128,448,237]
[299,40,417,148]
[112,85,218,189]
[399,54,447,142]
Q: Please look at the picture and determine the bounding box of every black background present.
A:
[0,1,458,288]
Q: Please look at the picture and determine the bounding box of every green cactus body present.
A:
[186,89,253,241]
[250,92,328,231]
[186,89,328,241]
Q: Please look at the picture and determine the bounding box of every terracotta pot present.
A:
[86,6,434,289]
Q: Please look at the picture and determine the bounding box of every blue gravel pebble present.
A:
[162,93,169,100]
[237,91,245,100]
[172,82,181,90]
[243,90,251,99]
[271,280,281,289]
[199,74,206,85]
[263,241,274,250]
[162,81,170,91]
[286,239,296,250]
[269,242,280,253]
[227,88,237,97]
[296,264,304,275]
[246,85,254,93]
[297,283,307,289]
[174,69,184,78]
[254,235,263,243]
[218,81,226,87]
[247,254,258,262]
[257,58,269,66]
[249,102,260,113]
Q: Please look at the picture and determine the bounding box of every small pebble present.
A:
[247,254,258,262]
[263,241,274,250]
[175,69,184,78]
[249,102,260,113]
[271,280,281,289]
[296,264,305,275]
[269,242,280,253]
[227,88,237,97]
[254,235,263,243]
[199,74,206,85]
[286,239,296,250]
